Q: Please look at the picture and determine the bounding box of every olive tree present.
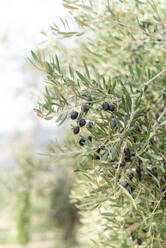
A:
[31,0,166,247]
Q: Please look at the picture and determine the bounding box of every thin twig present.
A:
[144,68,166,87]
[137,108,166,157]
[126,99,135,129]
[152,108,166,129]
[147,0,166,30]
[152,197,162,215]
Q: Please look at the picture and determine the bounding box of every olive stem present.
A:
[144,68,166,88]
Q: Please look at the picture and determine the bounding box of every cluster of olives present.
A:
[102,102,117,127]
[70,109,93,146]
[71,101,158,181]
[116,148,133,170]
[131,232,142,246]
[70,100,116,146]
[70,99,165,247]
[71,100,162,189]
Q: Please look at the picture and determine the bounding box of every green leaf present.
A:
[124,89,132,113]
[63,4,78,10]
[55,55,60,72]
[56,113,64,123]
[162,224,166,240]
[128,65,135,81]
[83,60,90,79]
[46,62,53,74]
[69,65,74,79]
[76,71,90,87]
[101,212,116,217]
[120,186,137,210]
[58,113,68,125]
[31,50,39,63]
[147,152,163,161]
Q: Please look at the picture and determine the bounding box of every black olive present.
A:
[122,182,129,188]
[109,104,115,112]
[79,118,86,127]
[111,119,117,127]
[86,121,93,128]
[79,138,85,146]
[71,111,78,120]
[131,232,135,241]
[137,238,142,245]
[102,102,109,111]
[73,126,80,135]
[88,136,92,142]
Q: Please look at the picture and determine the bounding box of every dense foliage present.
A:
[31,0,166,247]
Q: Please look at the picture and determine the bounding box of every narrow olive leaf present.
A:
[50,26,58,32]
[135,64,142,79]
[147,152,162,161]
[107,77,111,93]
[124,89,132,113]
[33,108,40,113]
[102,77,107,91]
[112,80,116,92]
[44,116,54,120]
[79,196,110,207]
[55,55,60,73]
[58,31,78,35]
[52,23,59,30]
[76,32,85,37]
[128,65,135,81]
[69,65,74,79]
[31,50,39,63]
[76,71,89,87]
[34,108,42,117]
[56,113,64,123]
[59,17,66,29]
[107,0,115,18]
[135,94,142,109]
[54,141,65,153]
[101,175,112,186]
[27,57,36,68]
[120,186,137,210]
[80,4,92,11]
[58,113,68,125]
[122,96,127,113]
[45,87,51,99]
[119,79,132,112]
[101,212,116,217]
[63,4,78,10]
[46,62,53,74]
[83,60,90,79]
[74,17,88,27]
